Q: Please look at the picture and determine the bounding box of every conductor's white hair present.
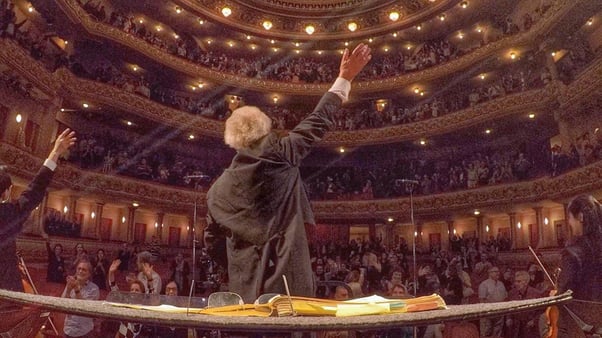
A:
[224,106,272,150]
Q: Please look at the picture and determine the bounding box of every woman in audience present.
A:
[43,232,66,283]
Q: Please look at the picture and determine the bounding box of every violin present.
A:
[528,246,559,338]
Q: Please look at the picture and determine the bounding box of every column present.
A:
[368,223,376,240]
[35,193,49,235]
[156,212,165,240]
[476,215,484,244]
[563,203,573,243]
[127,206,137,243]
[94,202,104,240]
[534,207,544,248]
[446,220,454,251]
[508,212,517,250]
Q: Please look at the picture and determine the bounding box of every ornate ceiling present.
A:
[174,0,461,40]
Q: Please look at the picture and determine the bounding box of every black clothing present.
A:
[206,92,342,303]
[46,241,66,283]
[557,235,602,337]
[0,165,54,291]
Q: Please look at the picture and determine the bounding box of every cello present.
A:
[17,251,59,336]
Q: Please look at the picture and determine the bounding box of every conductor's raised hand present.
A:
[48,128,76,163]
[339,43,372,82]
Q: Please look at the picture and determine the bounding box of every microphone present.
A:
[398,179,419,185]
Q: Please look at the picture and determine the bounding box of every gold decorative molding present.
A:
[2,141,601,221]
[312,160,602,221]
[2,37,602,146]
[54,69,225,138]
[0,40,59,96]
[54,0,586,96]
[2,38,601,147]
[174,0,459,41]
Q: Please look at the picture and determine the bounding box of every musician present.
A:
[555,194,602,336]
[0,129,76,293]
[205,44,372,303]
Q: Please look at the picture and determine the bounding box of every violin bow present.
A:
[528,246,557,288]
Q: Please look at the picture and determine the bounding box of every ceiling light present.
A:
[305,25,315,35]
[272,47,278,52]
[126,121,132,126]
[272,96,279,103]
[132,66,138,71]
[347,22,358,32]
[246,35,251,40]
[263,20,273,30]
[510,52,516,59]
[368,38,373,43]
[387,217,394,222]
[251,45,257,50]
[389,11,400,21]
[414,87,420,94]
[392,32,398,37]
[294,42,300,47]
[139,19,144,24]
[198,18,205,25]
[82,103,89,108]
[439,14,446,21]
[188,134,195,140]
[155,25,162,32]
[228,41,234,47]
[198,83,204,88]
[384,47,389,52]
[317,50,323,55]
[458,32,464,39]
[551,51,556,56]
[175,6,182,14]
[587,18,594,26]
[476,27,483,33]
[416,24,422,31]
[474,210,480,215]
[344,41,349,46]
[528,113,535,119]
[295,50,300,54]
[174,34,179,39]
[132,202,139,207]
[460,1,468,8]
[420,91,425,96]
[27,5,34,12]
[485,129,491,134]
[207,39,212,44]
[479,73,485,79]
[221,6,232,17]
[270,39,275,44]
[15,113,22,123]
[420,140,426,145]
[339,147,345,153]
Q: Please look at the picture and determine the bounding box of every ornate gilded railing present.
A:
[54,69,225,138]
[2,37,601,147]
[2,141,601,220]
[53,0,596,95]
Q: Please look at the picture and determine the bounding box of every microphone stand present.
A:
[404,181,419,338]
[184,175,205,303]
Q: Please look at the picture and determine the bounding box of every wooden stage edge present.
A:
[0,289,572,332]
